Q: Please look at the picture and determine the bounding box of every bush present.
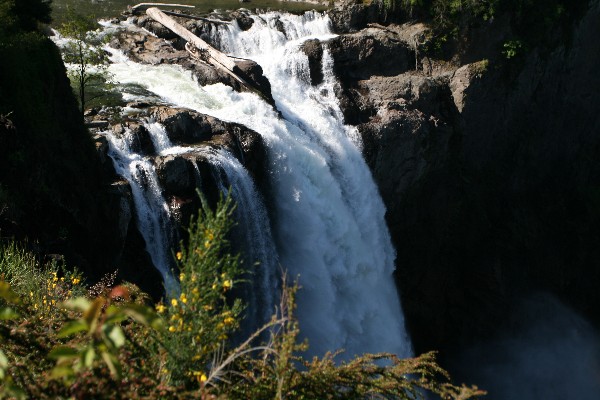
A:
[0,197,485,399]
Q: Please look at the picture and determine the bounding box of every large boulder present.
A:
[150,106,267,187]
[300,39,324,86]
[155,155,198,197]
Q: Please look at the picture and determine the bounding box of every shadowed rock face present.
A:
[326,0,600,357]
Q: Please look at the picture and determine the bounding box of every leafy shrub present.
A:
[0,199,485,399]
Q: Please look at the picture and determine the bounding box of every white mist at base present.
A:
[453,294,600,400]
[107,10,412,359]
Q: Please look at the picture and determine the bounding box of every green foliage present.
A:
[158,194,245,387]
[502,39,522,59]
[49,285,162,381]
[57,11,114,116]
[0,201,485,399]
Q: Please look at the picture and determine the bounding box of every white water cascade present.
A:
[107,10,412,359]
[104,124,179,293]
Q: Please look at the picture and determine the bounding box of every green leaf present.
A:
[100,351,121,378]
[57,320,89,338]
[104,305,127,325]
[121,303,158,326]
[48,346,79,360]
[83,297,105,330]
[0,349,8,369]
[62,297,91,312]
[0,306,19,320]
[81,345,96,368]
[50,365,75,380]
[0,281,20,304]
[104,325,125,349]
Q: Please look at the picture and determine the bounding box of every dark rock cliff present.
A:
[327,0,600,356]
[0,32,164,297]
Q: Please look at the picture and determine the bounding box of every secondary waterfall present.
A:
[103,124,179,294]
[106,10,412,359]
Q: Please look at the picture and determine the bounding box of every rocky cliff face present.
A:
[326,0,600,355]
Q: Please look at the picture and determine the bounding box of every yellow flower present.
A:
[156,304,166,313]
[179,273,185,281]
[72,277,80,285]
[168,326,176,332]
[203,305,213,311]
[176,251,183,260]
[171,299,178,307]
[223,279,232,290]
[180,293,187,304]
[193,371,208,383]
[224,316,235,325]
[204,240,211,249]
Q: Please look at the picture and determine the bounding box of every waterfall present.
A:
[103,125,178,294]
[106,10,412,359]
[103,120,279,331]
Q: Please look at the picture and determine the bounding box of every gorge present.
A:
[2,0,600,397]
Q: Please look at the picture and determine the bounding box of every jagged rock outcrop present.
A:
[151,106,267,188]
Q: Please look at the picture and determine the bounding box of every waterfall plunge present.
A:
[107,10,412,359]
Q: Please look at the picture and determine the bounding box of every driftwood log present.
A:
[145,7,271,102]
[147,8,239,83]
[131,3,195,14]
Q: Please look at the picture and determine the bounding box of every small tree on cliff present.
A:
[58,11,111,118]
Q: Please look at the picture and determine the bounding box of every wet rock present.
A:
[300,39,324,86]
[150,106,268,189]
[112,122,156,156]
[155,155,197,197]
[137,16,179,40]
[92,134,117,178]
[231,10,254,31]
[233,60,274,105]
[151,107,216,144]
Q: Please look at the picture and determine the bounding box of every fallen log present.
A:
[147,8,237,69]
[131,3,195,14]
[146,8,267,94]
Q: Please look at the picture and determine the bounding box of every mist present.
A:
[452,293,600,399]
